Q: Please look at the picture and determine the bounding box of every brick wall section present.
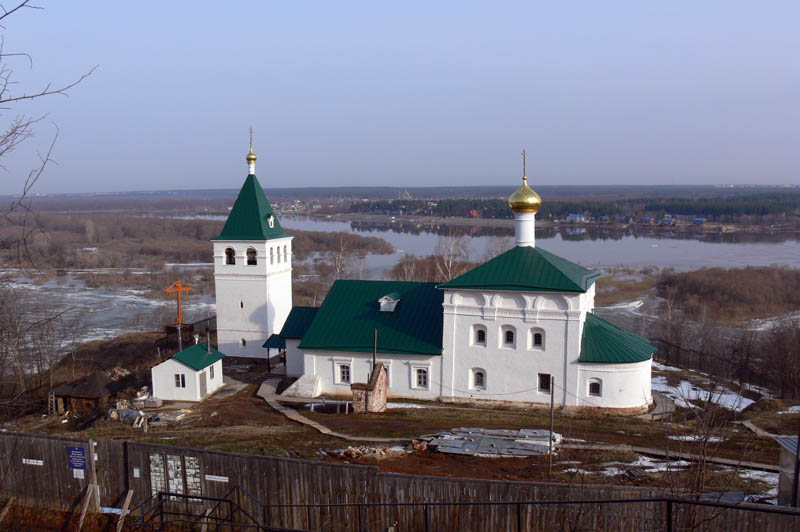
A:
[351,364,387,413]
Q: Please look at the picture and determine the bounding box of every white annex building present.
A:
[214,143,654,412]
[151,342,225,402]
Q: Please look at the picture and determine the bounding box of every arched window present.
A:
[283,245,288,261]
[277,247,281,263]
[588,379,602,397]
[225,248,235,265]
[270,247,274,265]
[501,325,516,348]
[246,247,257,265]
[530,328,545,350]
[472,369,486,390]
[472,324,487,347]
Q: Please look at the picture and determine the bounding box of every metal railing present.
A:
[128,488,800,532]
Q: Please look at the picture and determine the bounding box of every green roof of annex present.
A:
[213,174,289,241]
[172,343,226,371]
[439,245,600,293]
[299,280,444,356]
[579,313,654,363]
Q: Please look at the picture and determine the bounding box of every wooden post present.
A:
[76,484,95,532]
[199,508,212,532]
[88,439,99,511]
[115,490,133,532]
[0,497,14,526]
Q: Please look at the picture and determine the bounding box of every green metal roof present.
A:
[262,333,285,349]
[172,343,226,371]
[279,306,319,339]
[212,174,288,241]
[438,246,600,293]
[298,280,444,356]
[579,313,654,364]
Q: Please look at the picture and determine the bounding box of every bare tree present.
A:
[433,230,470,281]
[0,1,95,261]
[392,253,418,281]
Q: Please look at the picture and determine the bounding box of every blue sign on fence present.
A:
[68,446,87,470]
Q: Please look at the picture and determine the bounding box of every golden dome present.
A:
[246,148,257,163]
[508,176,541,213]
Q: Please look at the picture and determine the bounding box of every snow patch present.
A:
[651,376,754,412]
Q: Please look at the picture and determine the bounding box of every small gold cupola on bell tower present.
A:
[246,126,257,174]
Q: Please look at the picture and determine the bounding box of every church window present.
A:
[267,215,275,229]
[415,368,428,388]
[240,339,246,348]
[246,247,257,265]
[339,364,351,384]
[588,379,602,397]
[472,325,487,346]
[538,373,551,393]
[472,369,486,390]
[277,248,281,263]
[270,248,274,265]
[501,325,516,348]
[240,301,243,309]
[225,248,235,265]
[210,365,215,380]
[283,245,288,261]
[530,328,545,350]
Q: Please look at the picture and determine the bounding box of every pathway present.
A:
[256,379,410,444]
[636,391,675,421]
[561,442,779,473]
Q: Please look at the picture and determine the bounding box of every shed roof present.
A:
[439,245,600,293]
[579,313,654,364]
[262,333,285,349]
[279,306,319,339]
[52,372,122,398]
[298,280,444,356]
[775,436,798,455]
[212,174,288,241]
[172,343,226,371]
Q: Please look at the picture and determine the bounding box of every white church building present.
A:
[213,142,654,412]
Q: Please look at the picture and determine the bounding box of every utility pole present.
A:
[549,375,555,474]
[371,329,378,378]
[793,421,800,507]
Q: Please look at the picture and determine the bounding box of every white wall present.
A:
[213,237,293,358]
[285,338,304,377]
[302,349,442,400]
[439,287,649,410]
[152,358,226,402]
[576,360,652,409]
[152,359,200,401]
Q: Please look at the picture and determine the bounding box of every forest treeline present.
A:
[657,266,800,323]
[351,191,800,222]
[0,213,394,270]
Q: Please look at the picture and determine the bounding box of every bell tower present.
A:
[212,129,293,358]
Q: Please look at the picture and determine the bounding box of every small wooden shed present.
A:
[51,372,123,414]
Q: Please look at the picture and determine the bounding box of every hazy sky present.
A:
[1,1,798,194]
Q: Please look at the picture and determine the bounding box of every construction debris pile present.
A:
[428,428,562,457]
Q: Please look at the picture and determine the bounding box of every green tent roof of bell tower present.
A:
[212,174,288,241]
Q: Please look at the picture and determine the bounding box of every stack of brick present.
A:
[351,363,387,413]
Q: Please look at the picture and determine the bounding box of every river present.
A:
[5,214,799,342]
